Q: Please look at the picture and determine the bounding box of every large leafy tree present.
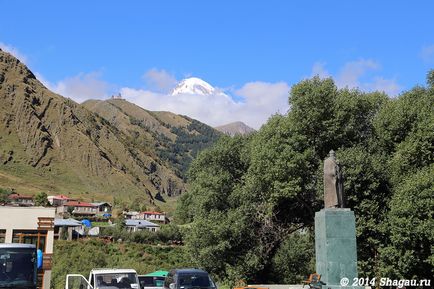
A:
[379,165,434,279]
[177,73,434,284]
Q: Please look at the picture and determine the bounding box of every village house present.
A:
[47,194,76,206]
[7,193,34,206]
[131,211,167,223]
[123,211,140,219]
[57,201,98,217]
[125,219,160,232]
[91,202,112,216]
[53,218,82,240]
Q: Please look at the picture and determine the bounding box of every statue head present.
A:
[329,150,336,159]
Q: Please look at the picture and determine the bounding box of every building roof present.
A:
[124,211,140,215]
[51,194,73,200]
[63,201,97,207]
[142,211,164,215]
[91,202,112,207]
[125,219,160,228]
[8,193,33,200]
[54,218,82,227]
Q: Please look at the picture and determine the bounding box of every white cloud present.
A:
[335,59,379,88]
[311,62,331,79]
[368,77,402,96]
[143,68,178,93]
[44,72,111,103]
[0,42,27,64]
[311,59,402,96]
[420,45,434,63]
[234,82,290,128]
[121,81,290,129]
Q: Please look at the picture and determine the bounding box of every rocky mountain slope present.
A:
[82,99,221,182]
[215,121,256,136]
[0,49,220,204]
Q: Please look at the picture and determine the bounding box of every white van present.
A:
[66,268,140,289]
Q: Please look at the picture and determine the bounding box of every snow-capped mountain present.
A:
[171,77,216,96]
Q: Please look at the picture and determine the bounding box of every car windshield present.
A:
[178,274,214,289]
[139,276,165,287]
[95,273,139,289]
[0,248,36,288]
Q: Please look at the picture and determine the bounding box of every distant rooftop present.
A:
[63,201,97,207]
[125,219,160,228]
[143,211,164,215]
[111,93,123,99]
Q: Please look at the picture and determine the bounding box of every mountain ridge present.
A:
[0,49,220,206]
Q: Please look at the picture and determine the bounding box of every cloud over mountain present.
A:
[121,77,290,129]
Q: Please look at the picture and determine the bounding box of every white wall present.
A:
[0,207,56,253]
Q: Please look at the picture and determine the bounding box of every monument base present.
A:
[315,208,361,289]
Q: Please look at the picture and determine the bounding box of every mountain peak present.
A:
[215,121,256,136]
[171,77,215,96]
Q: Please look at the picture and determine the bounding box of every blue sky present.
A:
[1,1,434,128]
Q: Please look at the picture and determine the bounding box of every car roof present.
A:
[0,243,36,249]
[171,269,209,274]
[91,268,138,274]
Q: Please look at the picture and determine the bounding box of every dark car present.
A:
[163,269,217,289]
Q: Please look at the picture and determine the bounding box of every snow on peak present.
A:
[171,77,216,96]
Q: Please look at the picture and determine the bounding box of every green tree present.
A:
[34,192,50,206]
[379,165,434,279]
[0,188,11,204]
[269,231,315,284]
[178,72,434,285]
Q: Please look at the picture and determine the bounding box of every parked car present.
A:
[139,270,168,289]
[65,268,140,289]
[163,269,216,289]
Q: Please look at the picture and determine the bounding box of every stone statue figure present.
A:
[323,150,346,208]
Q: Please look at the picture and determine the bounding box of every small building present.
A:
[125,219,160,232]
[111,93,123,99]
[0,206,55,289]
[47,194,76,207]
[124,211,140,219]
[54,218,82,240]
[91,202,112,216]
[132,211,167,223]
[57,201,98,217]
[7,193,34,206]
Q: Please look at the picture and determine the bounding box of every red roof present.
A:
[142,211,164,215]
[53,194,73,200]
[8,194,33,200]
[63,201,96,207]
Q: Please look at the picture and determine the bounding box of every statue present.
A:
[323,150,346,208]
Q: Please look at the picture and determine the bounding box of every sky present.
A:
[1,0,433,129]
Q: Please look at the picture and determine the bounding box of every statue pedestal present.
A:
[315,208,362,289]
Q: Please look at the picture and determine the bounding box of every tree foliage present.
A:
[177,73,434,284]
[34,191,50,206]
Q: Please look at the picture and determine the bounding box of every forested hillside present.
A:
[0,49,220,206]
[177,72,434,284]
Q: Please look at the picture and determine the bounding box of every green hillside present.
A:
[0,49,220,207]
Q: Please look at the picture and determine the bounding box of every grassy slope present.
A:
[0,50,219,210]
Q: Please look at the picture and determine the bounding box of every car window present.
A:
[177,274,212,288]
